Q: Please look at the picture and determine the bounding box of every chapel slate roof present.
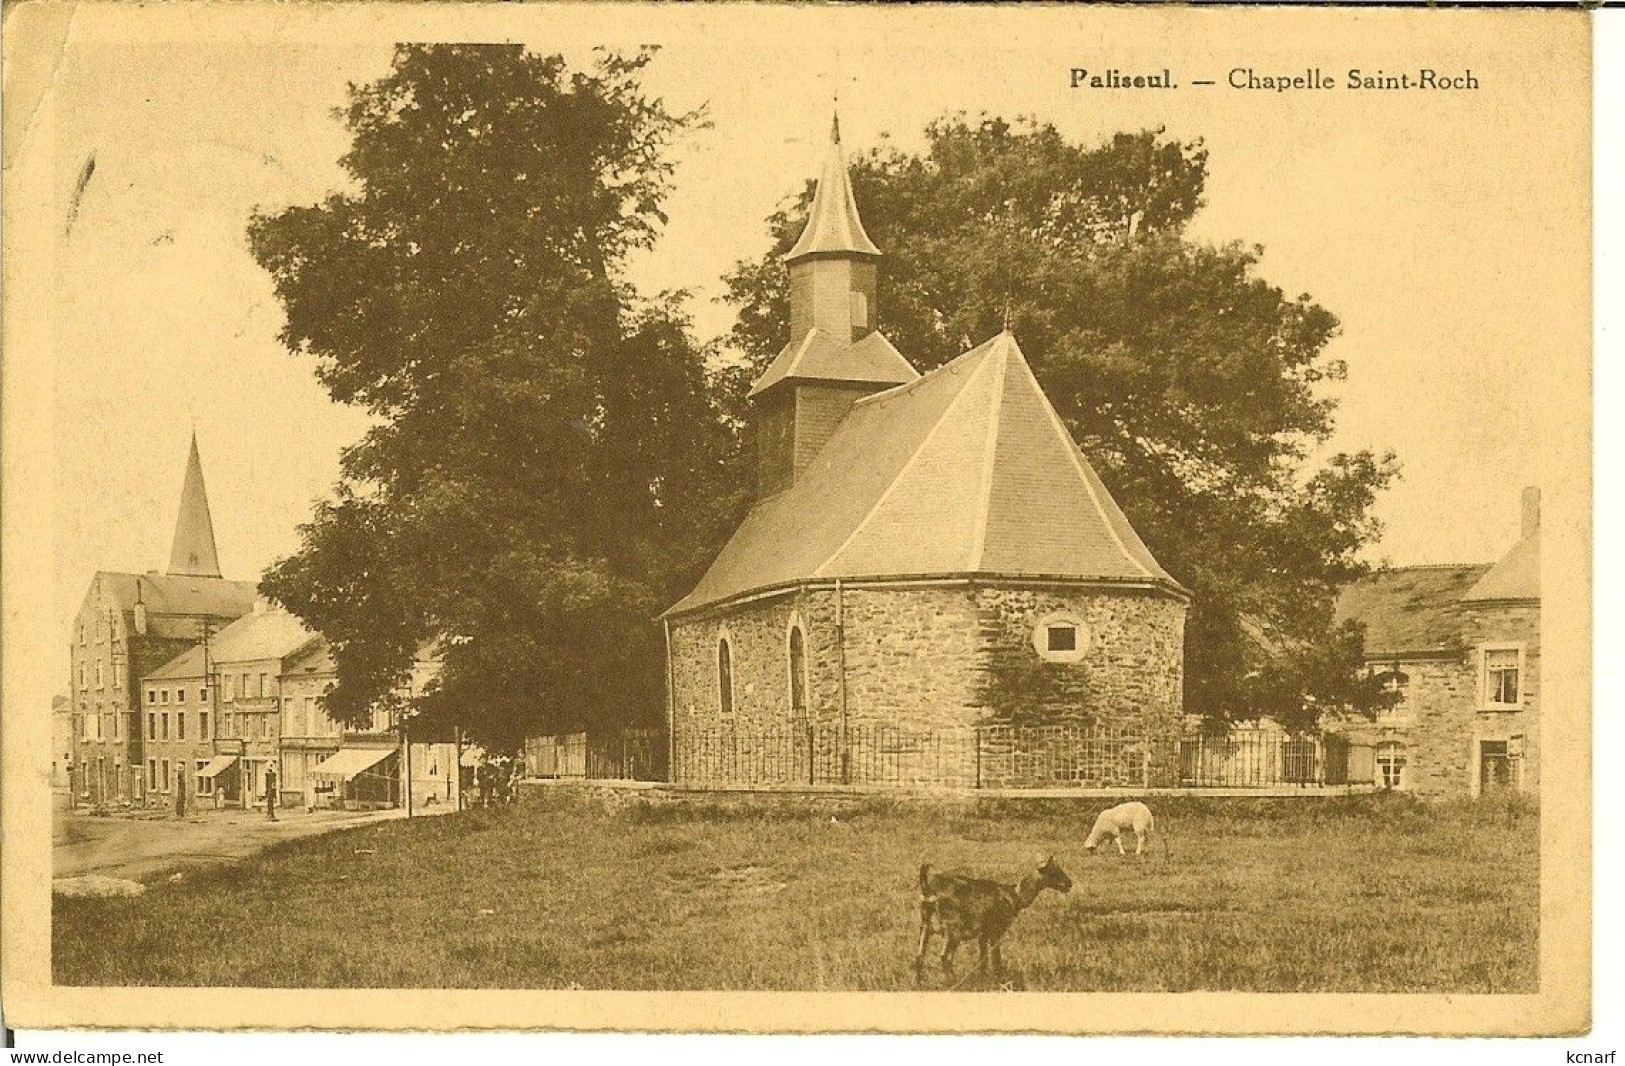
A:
[1333,564,1490,658]
[666,332,1183,617]
[749,328,919,399]
[1463,531,1539,602]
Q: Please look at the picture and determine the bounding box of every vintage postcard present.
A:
[1,1,1593,1037]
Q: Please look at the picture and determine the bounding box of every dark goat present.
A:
[915,856,1072,984]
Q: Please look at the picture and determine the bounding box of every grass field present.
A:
[53,788,1539,992]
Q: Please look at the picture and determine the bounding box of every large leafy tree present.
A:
[724,116,1398,730]
[250,45,737,751]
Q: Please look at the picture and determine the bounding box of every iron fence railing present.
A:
[525,722,1373,790]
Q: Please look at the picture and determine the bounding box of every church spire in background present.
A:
[167,432,223,578]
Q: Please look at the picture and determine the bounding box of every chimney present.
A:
[1521,486,1540,539]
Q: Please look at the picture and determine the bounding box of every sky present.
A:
[20,4,1590,684]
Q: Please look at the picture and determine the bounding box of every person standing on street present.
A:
[265,764,278,822]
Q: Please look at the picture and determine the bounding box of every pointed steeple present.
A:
[785,112,881,263]
[752,111,912,499]
[167,432,223,578]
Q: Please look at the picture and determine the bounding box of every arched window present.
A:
[717,638,734,716]
[1376,742,1408,790]
[788,625,807,717]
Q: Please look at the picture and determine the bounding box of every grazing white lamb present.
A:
[1083,800,1163,858]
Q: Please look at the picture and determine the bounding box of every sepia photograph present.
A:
[0,0,1597,1038]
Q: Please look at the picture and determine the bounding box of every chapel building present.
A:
[662,117,1189,788]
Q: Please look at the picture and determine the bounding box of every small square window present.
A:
[1032,612,1089,662]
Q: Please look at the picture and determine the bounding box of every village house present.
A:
[67,435,256,806]
[141,602,317,807]
[52,695,72,790]
[1331,487,1541,799]
[279,637,459,811]
[143,603,461,811]
[140,644,217,807]
[662,117,1189,788]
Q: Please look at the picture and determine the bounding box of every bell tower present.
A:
[749,114,917,498]
[784,114,880,343]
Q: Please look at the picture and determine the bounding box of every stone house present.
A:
[1331,488,1541,799]
[67,434,256,806]
[662,118,1188,787]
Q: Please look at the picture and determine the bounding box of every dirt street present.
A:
[53,800,440,883]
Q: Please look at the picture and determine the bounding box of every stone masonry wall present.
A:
[669,582,1185,787]
[1463,602,1540,797]
[1334,602,1539,801]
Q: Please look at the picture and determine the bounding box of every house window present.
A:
[788,625,808,717]
[161,759,171,792]
[1481,647,1522,709]
[1480,740,1515,792]
[196,760,213,796]
[148,759,157,789]
[200,711,209,740]
[1375,669,1410,718]
[175,687,186,705]
[160,713,169,740]
[160,689,168,704]
[1032,611,1089,663]
[148,689,156,705]
[96,661,103,688]
[718,638,735,716]
[200,688,208,703]
[1376,742,1408,790]
[241,673,250,699]
[260,673,269,698]
[148,713,156,740]
[177,711,186,741]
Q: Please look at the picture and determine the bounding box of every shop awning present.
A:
[199,755,238,778]
[311,746,395,782]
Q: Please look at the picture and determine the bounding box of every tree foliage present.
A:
[723,116,1399,730]
[250,45,737,751]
